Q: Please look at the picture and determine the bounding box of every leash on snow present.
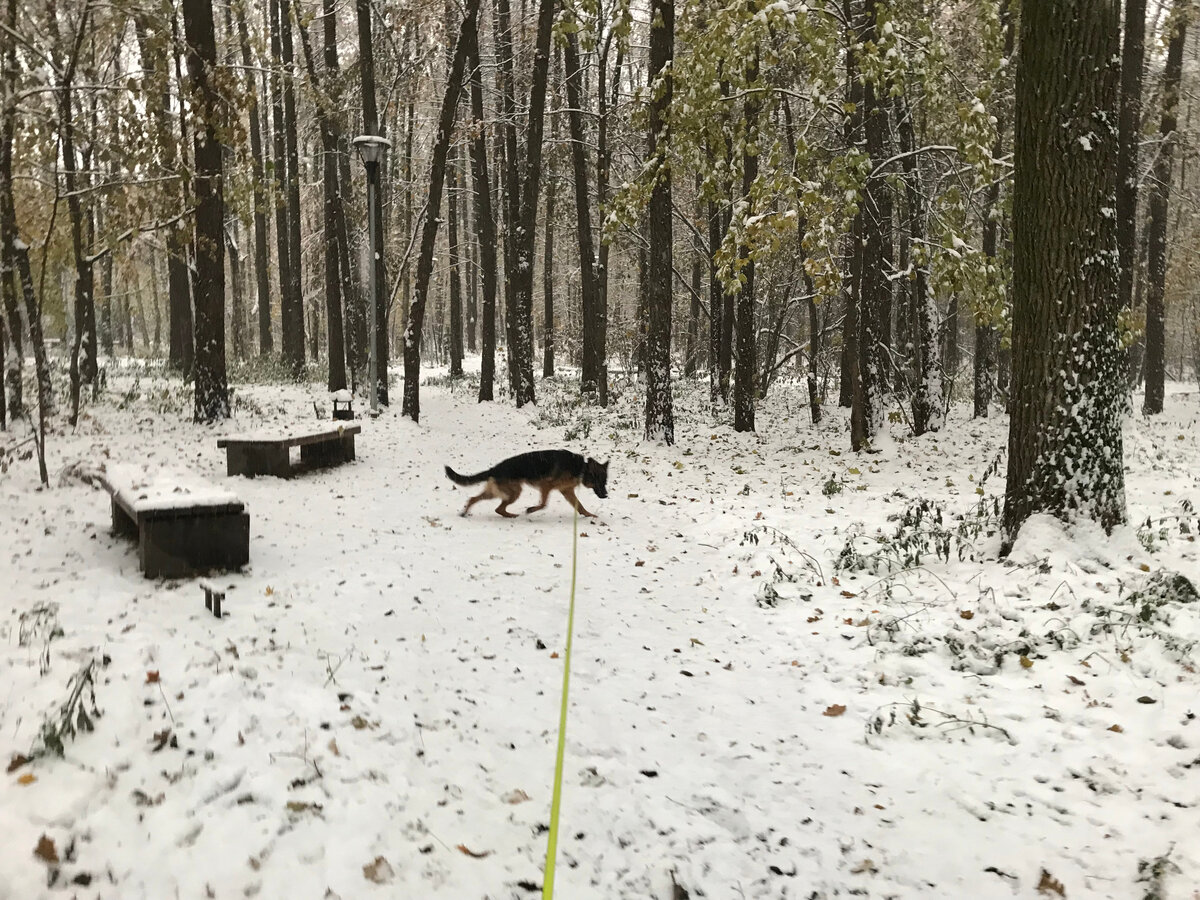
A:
[542,506,579,900]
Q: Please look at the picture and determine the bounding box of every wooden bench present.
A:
[216,425,361,478]
[100,465,250,579]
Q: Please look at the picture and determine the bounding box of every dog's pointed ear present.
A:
[602,459,609,471]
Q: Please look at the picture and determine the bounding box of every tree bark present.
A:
[449,143,465,377]
[235,0,272,356]
[594,38,622,408]
[268,0,294,370]
[1003,0,1126,543]
[355,0,387,403]
[183,0,230,421]
[0,0,24,419]
[1117,0,1145,386]
[563,31,603,399]
[732,49,760,434]
[279,0,305,375]
[1143,4,1187,415]
[465,21,498,402]
[541,144,555,378]
[495,0,520,395]
[644,0,675,442]
[401,0,480,421]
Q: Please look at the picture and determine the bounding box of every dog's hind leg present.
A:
[559,485,595,518]
[494,481,521,518]
[462,479,498,517]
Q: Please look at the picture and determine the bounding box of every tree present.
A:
[1142,3,1187,415]
[1116,0,1145,387]
[182,0,230,422]
[731,47,760,434]
[401,0,481,422]
[1003,0,1126,543]
[356,0,387,403]
[278,0,304,375]
[644,0,675,443]
[464,19,498,403]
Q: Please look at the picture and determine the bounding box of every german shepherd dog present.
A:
[445,450,609,518]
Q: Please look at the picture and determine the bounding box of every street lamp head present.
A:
[352,134,392,166]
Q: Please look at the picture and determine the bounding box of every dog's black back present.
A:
[445,450,609,498]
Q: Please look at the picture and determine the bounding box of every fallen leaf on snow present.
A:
[328,739,340,756]
[634,560,645,567]
[501,789,531,804]
[840,590,857,598]
[33,835,58,864]
[1108,724,1124,733]
[850,859,877,874]
[550,652,560,659]
[362,856,394,883]
[1037,869,1066,896]
[959,610,975,620]
[145,671,160,684]
[456,844,492,859]
[7,754,30,773]
[1067,675,1085,686]
[1136,696,1157,704]
[823,704,847,717]
[17,773,36,785]
[1019,656,1034,669]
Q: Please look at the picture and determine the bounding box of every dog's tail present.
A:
[445,465,489,487]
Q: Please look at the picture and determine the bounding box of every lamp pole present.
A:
[352,134,392,416]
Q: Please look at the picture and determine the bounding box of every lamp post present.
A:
[352,134,392,415]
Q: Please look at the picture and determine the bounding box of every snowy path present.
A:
[3,376,1199,898]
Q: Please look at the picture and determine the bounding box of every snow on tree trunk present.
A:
[644,0,675,444]
[1003,0,1126,543]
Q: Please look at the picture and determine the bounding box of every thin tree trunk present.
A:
[541,148,555,378]
[707,193,723,405]
[594,36,622,407]
[401,0,480,421]
[465,20,498,402]
[279,0,305,375]
[645,0,675,441]
[183,0,230,421]
[732,50,759,434]
[1143,3,1187,415]
[268,0,294,370]
[0,0,24,419]
[495,0,520,395]
[355,0,387,403]
[563,31,603,399]
[1118,0,1145,389]
[685,180,702,379]
[449,143,465,377]
[235,0,272,355]
[1003,0,1125,543]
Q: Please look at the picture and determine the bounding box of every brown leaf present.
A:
[34,835,58,864]
[17,773,36,785]
[807,616,821,623]
[151,729,172,752]
[145,670,160,684]
[362,856,394,884]
[823,704,847,717]
[840,590,857,598]
[1108,724,1124,733]
[959,610,975,620]
[550,651,560,659]
[328,739,340,757]
[1019,656,1034,669]
[1037,868,1066,897]
[634,560,645,567]
[350,716,371,730]
[832,576,840,586]
[7,754,30,773]
[456,844,492,859]
[501,789,531,804]
[1067,675,1085,686]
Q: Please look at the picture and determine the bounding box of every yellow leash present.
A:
[542,506,579,899]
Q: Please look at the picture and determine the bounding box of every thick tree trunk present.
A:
[401,0,480,421]
[644,0,675,442]
[355,0,387,403]
[465,21,498,402]
[563,31,604,400]
[1143,5,1186,415]
[0,0,24,420]
[494,0,520,396]
[268,0,294,370]
[183,0,230,422]
[464,185,477,353]
[1003,0,1126,543]
[1117,0,1145,388]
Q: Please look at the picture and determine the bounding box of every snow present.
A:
[2,370,1199,899]
[103,462,243,514]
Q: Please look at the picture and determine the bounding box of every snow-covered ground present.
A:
[2,368,1198,899]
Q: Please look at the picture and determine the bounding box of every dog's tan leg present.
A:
[525,484,551,514]
[495,481,520,518]
[461,479,498,517]
[559,485,595,518]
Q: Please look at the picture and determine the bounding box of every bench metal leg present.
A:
[139,511,250,579]
[226,444,290,478]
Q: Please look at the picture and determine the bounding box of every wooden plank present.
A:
[101,465,244,524]
[217,425,360,450]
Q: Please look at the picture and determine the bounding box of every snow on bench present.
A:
[100,463,250,579]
